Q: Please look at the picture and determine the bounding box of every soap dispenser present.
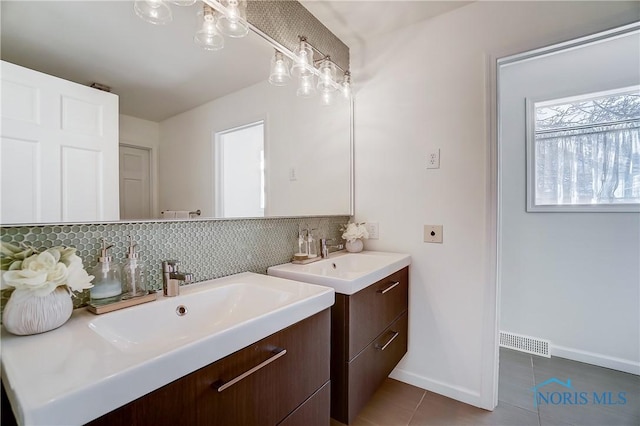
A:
[294,229,308,261]
[307,228,318,258]
[122,235,146,298]
[90,239,122,303]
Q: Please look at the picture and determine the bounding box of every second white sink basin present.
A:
[268,251,411,295]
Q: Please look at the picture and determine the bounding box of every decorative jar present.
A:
[345,239,364,253]
[3,287,73,335]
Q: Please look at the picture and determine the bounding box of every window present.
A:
[527,86,640,212]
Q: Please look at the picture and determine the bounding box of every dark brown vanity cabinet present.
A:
[330,267,409,424]
[88,309,331,426]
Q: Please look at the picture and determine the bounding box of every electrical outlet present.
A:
[365,222,379,239]
[424,225,443,243]
[427,149,440,169]
[289,167,297,181]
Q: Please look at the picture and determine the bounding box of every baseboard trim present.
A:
[550,344,640,375]
[389,368,489,410]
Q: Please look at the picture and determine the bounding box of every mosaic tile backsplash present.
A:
[0,216,349,314]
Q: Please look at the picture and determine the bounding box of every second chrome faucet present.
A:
[162,260,193,297]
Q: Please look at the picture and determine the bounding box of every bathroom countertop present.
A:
[1,272,334,425]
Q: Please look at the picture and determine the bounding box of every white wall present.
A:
[119,114,160,217]
[499,31,640,374]
[351,1,640,409]
[159,80,351,218]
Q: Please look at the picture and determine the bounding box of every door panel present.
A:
[0,60,119,224]
[119,145,151,220]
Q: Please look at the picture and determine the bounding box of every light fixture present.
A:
[134,0,173,25]
[291,38,313,76]
[341,71,352,99]
[297,71,316,98]
[317,58,337,107]
[133,6,354,104]
[215,0,249,38]
[194,3,224,51]
[268,50,291,87]
[317,58,337,93]
[320,89,333,106]
[269,35,352,104]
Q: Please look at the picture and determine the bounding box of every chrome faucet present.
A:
[162,260,193,297]
[320,238,344,258]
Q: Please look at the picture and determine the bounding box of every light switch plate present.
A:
[424,225,443,243]
[365,222,379,239]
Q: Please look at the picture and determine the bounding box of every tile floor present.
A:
[331,348,640,426]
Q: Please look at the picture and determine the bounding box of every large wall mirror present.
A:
[0,1,352,225]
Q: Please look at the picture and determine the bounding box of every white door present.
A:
[119,145,151,220]
[0,60,119,224]
[214,121,265,218]
[498,28,640,372]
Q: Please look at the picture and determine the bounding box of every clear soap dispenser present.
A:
[90,239,122,303]
[122,235,146,298]
[307,228,318,258]
[294,229,308,260]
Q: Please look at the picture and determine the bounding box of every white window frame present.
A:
[526,86,640,213]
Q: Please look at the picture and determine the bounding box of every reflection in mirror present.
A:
[0,0,352,224]
[215,121,266,218]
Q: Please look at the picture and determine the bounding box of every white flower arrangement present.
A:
[341,222,369,243]
[1,242,94,297]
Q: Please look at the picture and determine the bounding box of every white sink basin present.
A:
[268,251,411,295]
[89,282,294,353]
[1,272,333,426]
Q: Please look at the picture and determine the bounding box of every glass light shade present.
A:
[194,5,224,51]
[320,88,334,106]
[291,40,313,76]
[268,51,291,86]
[134,0,173,25]
[216,0,249,38]
[296,72,316,98]
[341,72,352,99]
[317,59,337,92]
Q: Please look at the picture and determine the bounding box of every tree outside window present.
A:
[528,86,640,212]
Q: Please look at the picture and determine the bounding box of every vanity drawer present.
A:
[88,309,330,426]
[348,266,408,359]
[194,309,330,425]
[345,311,408,424]
[278,381,330,426]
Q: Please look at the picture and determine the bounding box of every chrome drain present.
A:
[176,305,188,316]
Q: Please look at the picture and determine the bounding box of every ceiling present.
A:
[1,1,472,122]
[0,1,273,122]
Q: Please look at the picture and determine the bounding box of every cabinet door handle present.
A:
[375,331,399,351]
[378,281,400,294]
[215,348,287,392]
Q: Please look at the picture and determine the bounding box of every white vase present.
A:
[2,287,73,336]
[345,239,364,253]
